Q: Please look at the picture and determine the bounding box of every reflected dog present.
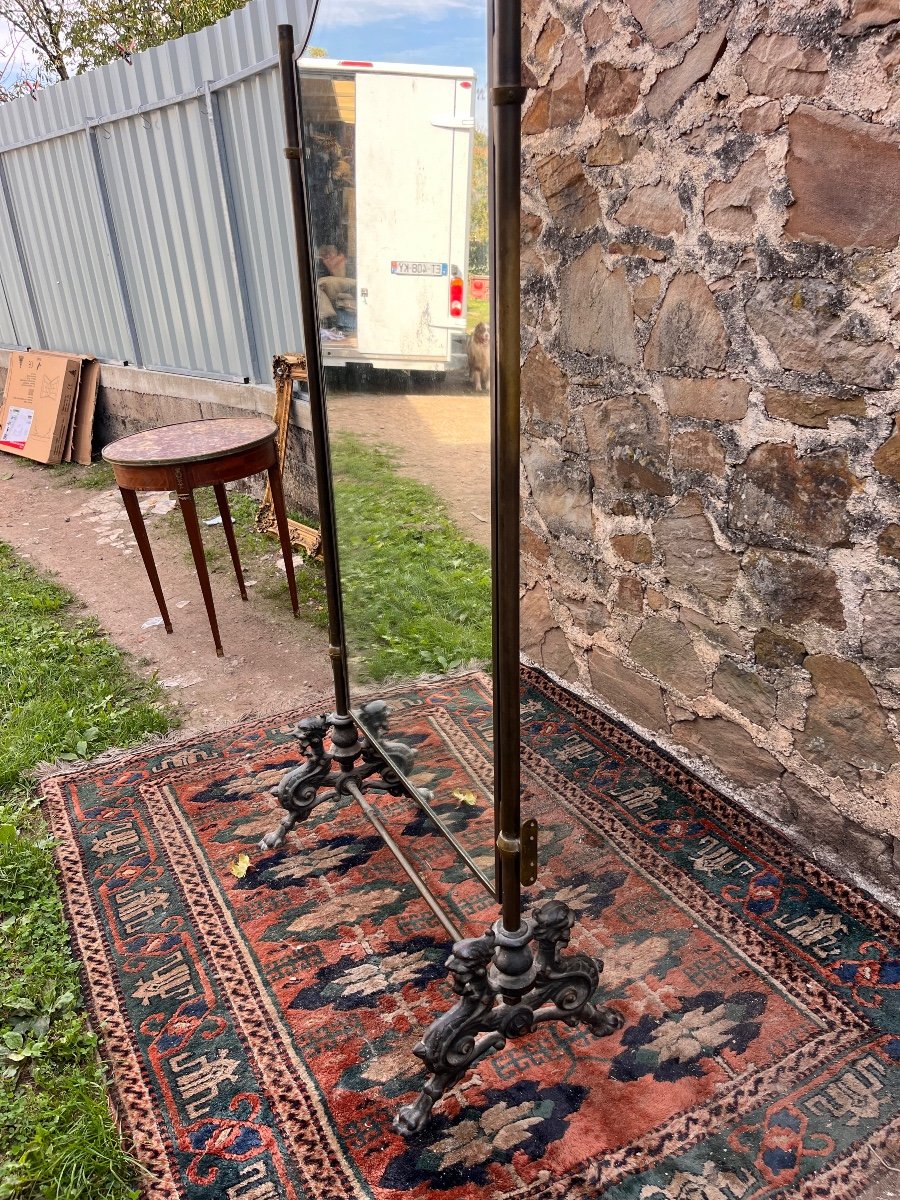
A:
[466,322,490,392]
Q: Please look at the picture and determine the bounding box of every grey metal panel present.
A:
[0,253,20,345]
[0,162,36,344]
[3,136,127,358]
[217,64,303,377]
[0,0,311,150]
[98,99,246,376]
[0,0,312,381]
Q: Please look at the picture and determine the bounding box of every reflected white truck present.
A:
[298,59,475,372]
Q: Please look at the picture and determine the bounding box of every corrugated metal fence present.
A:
[0,0,313,384]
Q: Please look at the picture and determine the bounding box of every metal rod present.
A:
[277,23,350,717]
[346,721,495,897]
[345,780,464,941]
[405,789,495,897]
[489,0,525,935]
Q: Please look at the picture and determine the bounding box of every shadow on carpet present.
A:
[40,666,900,1199]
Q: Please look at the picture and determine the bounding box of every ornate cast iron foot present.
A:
[260,701,419,850]
[393,900,623,1136]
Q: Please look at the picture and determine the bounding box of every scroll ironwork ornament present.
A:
[393,901,623,1135]
[260,702,414,851]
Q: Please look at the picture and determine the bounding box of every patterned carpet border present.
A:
[528,673,898,935]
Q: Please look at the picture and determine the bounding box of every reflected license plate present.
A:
[391,260,448,276]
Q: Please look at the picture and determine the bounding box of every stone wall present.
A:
[519,0,900,895]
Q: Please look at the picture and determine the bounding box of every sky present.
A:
[309,0,487,86]
[0,0,490,105]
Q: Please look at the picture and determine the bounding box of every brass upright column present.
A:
[277,24,350,720]
[392,0,623,1137]
[490,0,529,957]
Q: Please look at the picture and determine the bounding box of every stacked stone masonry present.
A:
[519,0,900,895]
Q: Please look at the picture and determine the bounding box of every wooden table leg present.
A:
[119,487,173,634]
[177,488,224,657]
[266,463,300,616]
[213,483,248,601]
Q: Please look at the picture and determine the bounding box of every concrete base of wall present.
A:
[0,354,318,517]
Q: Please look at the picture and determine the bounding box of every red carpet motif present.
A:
[41,669,900,1198]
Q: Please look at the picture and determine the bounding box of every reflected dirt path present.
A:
[327,390,491,548]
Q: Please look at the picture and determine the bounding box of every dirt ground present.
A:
[327,387,491,548]
[0,459,333,734]
[0,377,490,735]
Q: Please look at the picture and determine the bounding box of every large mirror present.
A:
[296,4,494,884]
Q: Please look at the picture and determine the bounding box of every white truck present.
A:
[297,58,475,372]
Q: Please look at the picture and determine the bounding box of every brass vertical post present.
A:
[489,0,526,936]
[277,24,350,717]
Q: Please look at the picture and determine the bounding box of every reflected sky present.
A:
[308,0,487,122]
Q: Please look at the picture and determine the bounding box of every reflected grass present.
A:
[467,297,489,331]
[332,435,492,683]
[165,488,329,628]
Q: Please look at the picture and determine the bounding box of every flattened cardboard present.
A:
[0,351,82,464]
[66,358,100,465]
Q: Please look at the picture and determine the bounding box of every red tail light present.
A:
[450,274,464,318]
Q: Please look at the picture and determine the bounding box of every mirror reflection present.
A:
[297,4,493,875]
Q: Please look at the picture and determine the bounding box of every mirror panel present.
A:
[297,4,493,876]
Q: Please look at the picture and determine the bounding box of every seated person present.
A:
[316,245,356,331]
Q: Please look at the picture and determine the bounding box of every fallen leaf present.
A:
[229,853,251,878]
[453,789,479,807]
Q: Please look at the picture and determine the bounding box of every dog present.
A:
[467,322,490,392]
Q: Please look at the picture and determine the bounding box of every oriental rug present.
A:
[41,667,900,1200]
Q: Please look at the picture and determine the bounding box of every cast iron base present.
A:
[260,700,417,850]
[262,707,622,1137]
[393,902,623,1135]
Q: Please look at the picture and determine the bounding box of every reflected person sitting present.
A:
[316,244,357,334]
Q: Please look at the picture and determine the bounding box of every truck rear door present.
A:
[354,72,464,362]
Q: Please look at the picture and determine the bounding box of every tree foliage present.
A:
[469,128,488,275]
[0,0,248,88]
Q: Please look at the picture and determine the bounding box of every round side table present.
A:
[103,417,299,657]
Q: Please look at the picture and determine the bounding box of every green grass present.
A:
[0,542,172,1200]
[332,435,492,682]
[163,454,491,683]
[467,296,489,331]
[49,461,116,490]
[166,488,328,628]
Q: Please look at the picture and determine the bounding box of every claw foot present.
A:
[585,1004,624,1035]
[259,811,297,851]
[393,1093,433,1137]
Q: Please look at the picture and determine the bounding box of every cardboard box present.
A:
[0,351,82,465]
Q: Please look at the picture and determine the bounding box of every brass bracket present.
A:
[284,146,301,159]
[521,818,538,885]
[495,821,539,886]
